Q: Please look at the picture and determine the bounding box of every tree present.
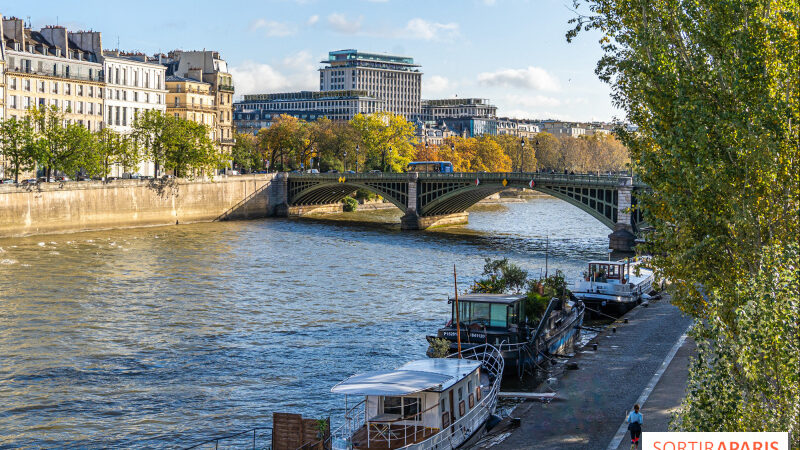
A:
[92,128,139,180]
[440,136,511,172]
[491,135,537,171]
[569,0,799,441]
[132,109,169,177]
[231,132,261,172]
[163,117,218,178]
[532,132,561,171]
[350,112,416,172]
[29,105,92,180]
[0,117,36,183]
[258,114,304,171]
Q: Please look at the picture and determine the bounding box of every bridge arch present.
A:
[419,184,616,229]
[288,179,409,213]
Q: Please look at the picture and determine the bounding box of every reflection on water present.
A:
[0,196,609,448]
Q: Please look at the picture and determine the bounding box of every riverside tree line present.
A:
[1,106,630,183]
[0,105,222,182]
[232,111,630,174]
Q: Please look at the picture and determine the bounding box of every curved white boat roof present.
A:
[399,359,481,391]
[331,370,453,396]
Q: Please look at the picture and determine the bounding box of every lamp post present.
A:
[520,138,525,172]
[355,144,360,173]
[534,138,540,173]
[382,146,390,172]
[343,150,348,172]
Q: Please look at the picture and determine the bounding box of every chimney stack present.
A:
[2,17,25,49]
[68,30,103,60]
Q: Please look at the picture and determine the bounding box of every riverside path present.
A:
[485,296,694,450]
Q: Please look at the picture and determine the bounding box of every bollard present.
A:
[511,417,522,428]
[624,318,629,324]
[612,327,617,333]
[592,343,598,351]
[566,362,579,370]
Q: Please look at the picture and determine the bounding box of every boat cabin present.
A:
[437,294,528,347]
[584,260,631,284]
[331,358,484,449]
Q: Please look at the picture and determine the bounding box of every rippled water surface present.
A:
[0,197,609,448]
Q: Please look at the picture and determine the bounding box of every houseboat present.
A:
[572,258,654,315]
[426,294,584,379]
[330,344,504,450]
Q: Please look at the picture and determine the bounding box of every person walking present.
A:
[626,404,643,449]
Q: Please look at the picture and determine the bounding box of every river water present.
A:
[0,196,609,448]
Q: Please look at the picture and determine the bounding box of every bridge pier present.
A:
[401,212,469,230]
[608,177,636,252]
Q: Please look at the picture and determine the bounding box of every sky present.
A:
[1,0,623,122]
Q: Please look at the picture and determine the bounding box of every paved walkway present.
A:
[486,296,694,450]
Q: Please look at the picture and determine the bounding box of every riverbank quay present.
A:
[0,174,285,238]
[488,295,694,450]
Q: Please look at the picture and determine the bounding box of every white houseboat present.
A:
[330,344,504,450]
[572,258,654,314]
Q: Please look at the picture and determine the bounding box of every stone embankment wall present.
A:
[0,174,285,238]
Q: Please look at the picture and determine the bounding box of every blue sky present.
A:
[2,0,621,121]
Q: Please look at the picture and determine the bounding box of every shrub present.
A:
[428,338,452,358]
[342,196,358,212]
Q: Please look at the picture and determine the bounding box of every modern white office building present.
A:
[319,49,422,120]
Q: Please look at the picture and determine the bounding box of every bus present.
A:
[406,161,454,173]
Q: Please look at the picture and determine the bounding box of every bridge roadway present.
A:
[278,172,648,251]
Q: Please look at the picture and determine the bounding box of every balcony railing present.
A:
[168,103,217,111]
[7,66,104,83]
[218,84,234,92]
[220,138,235,144]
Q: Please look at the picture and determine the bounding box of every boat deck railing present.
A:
[183,426,272,450]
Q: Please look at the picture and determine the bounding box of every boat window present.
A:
[440,399,446,412]
[383,397,402,415]
[608,264,621,279]
[382,396,421,420]
[468,380,473,392]
[508,304,519,325]
[458,302,509,328]
[458,387,463,401]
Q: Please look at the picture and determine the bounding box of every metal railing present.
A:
[287,171,639,187]
[7,66,104,82]
[219,84,235,92]
[169,102,217,111]
[183,427,272,450]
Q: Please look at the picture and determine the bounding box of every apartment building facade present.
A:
[163,50,234,155]
[102,51,167,176]
[165,75,217,135]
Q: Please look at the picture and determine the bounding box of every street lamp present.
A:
[520,138,525,172]
[355,144,360,172]
[344,150,348,172]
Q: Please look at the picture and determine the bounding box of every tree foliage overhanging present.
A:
[569,0,799,440]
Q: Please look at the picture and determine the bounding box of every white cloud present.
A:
[327,13,363,34]
[230,52,319,98]
[478,66,561,91]
[505,94,563,108]
[306,15,319,25]
[249,19,296,37]
[422,75,456,97]
[403,18,459,41]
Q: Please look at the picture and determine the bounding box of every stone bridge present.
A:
[276,172,647,251]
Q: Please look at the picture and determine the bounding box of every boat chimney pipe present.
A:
[454,264,462,358]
